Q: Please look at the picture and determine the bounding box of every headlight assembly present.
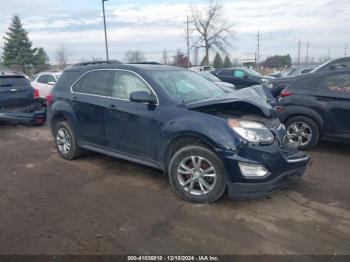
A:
[228,119,274,144]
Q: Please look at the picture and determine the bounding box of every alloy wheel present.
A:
[177,156,217,196]
[286,121,313,147]
[56,127,71,155]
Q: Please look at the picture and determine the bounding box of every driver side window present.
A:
[112,71,151,100]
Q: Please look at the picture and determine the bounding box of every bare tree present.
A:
[55,43,71,70]
[124,50,146,63]
[191,0,233,65]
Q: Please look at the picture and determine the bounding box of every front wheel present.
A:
[168,145,227,203]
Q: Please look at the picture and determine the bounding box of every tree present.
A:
[55,44,71,70]
[172,49,191,68]
[213,52,223,68]
[191,0,233,65]
[262,55,291,68]
[33,47,49,73]
[2,15,36,74]
[124,50,146,63]
[223,54,232,68]
[200,56,209,66]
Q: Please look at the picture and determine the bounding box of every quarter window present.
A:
[112,71,151,100]
[323,73,350,93]
[73,70,111,96]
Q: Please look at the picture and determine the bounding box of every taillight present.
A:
[280,89,293,97]
[46,93,53,106]
[33,88,40,99]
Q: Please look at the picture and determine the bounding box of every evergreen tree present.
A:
[223,55,232,68]
[200,56,209,66]
[33,47,50,73]
[213,52,223,68]
[2,16,36,74]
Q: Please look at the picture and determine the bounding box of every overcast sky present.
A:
[0,0,349,64]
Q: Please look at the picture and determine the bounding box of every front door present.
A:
[105,70,160,160]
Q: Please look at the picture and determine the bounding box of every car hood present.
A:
[186,85,275,118]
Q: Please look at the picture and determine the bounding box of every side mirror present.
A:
[48,81,55,85]
[130,91,157,104]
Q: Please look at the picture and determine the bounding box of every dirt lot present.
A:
[0,125,349,255]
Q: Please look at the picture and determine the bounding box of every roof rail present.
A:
[72,60,122,67]
[130,62,162,65]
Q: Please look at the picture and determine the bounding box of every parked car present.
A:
[31,71,62,102]
[277,68,350,149]
[0,72,45,125]
[270,57,350,97]
[190,66,214,72]
[270,66,316,79]
[47,61,310,203]
[214,68,273,89]
[198,72,236,91]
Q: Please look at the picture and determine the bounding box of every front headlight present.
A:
[228,119,274,144]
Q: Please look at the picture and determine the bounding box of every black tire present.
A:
[54,121,81,160]
[285,116,320,150]
[168,145,227,203]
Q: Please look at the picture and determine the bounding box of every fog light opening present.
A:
[238,162,270,178]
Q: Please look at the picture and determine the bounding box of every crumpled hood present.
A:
[186,85,275,118]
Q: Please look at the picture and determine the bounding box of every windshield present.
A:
[200,72,220,82]
[245,69,262,77]
[147,70,226,103]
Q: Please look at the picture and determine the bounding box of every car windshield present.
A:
[147,70,226,103]
[245,69,262,77]
[200,72,220,82]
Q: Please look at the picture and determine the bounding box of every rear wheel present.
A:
[168,145,227,203]
[54,121,81,160]
[285,116,320,150]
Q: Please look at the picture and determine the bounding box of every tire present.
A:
[285,116,320,150]
[168,145,227,203]
[54,121,81,160]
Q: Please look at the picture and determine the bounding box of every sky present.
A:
[0,0,349,65]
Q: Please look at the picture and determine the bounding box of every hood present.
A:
[186,85,275,118]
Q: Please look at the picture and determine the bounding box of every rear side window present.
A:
[47,75,56,83]
[38,75,49,84]
[73,70,111,96]
[322,73,350,94]
[0,76,29,87]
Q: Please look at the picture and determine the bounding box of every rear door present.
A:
[0,76,33,110]
[71,70,112,146]
[310,72,350,139]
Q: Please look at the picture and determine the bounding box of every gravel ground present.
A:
[0,125,349,255]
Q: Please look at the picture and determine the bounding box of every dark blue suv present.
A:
[47,61,310,203]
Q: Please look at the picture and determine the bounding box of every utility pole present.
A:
[305,41,309,65]
[297,40,301,65]
[345,45,348,56]
[257,30,260,68]
[102,0,109,61]
[186,16,190,68]
[327,49,331,60]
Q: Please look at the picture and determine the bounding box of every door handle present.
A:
[109,104,118,111]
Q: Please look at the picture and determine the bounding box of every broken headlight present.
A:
[228,119,274,144]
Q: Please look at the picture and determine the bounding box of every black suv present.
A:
[47,61,310,203]
[271,57,350,97]
[277,68,350,149]
[0,72,45,125]
[214,68,273,89]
